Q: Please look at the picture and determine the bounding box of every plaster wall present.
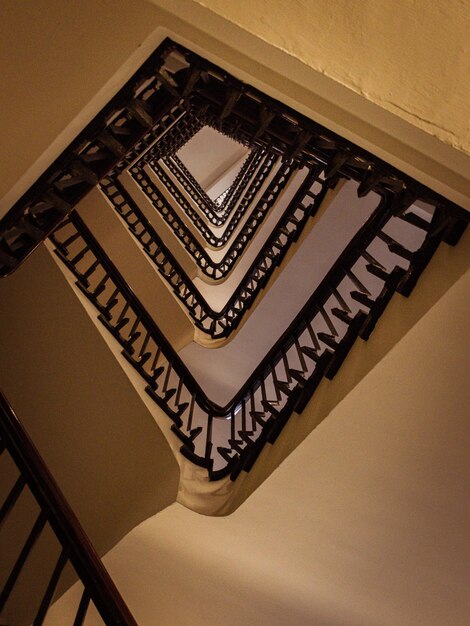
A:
[194,0,470,156]
[0,246,179,622]
[2,0,470,225]
[76,189,195,352]
[49,243,470,626]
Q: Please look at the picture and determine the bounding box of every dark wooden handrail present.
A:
[157,149,267,229]
[146,151,276,247]
[130,158,299,279]
[172,150,259,218]
[0,392,137,624]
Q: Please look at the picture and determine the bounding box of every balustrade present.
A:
[49,188,466,480]
[100,162,332,339]
[0,393,137,625]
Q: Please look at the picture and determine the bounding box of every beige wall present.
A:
[0,246,179,623]
[221,224,470,514]
[50,249,470,626]
[2,0,470,220]
[194,0,470,156]
[0,0,157,207]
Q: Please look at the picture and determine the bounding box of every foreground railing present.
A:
[0,392,137,625]
[49,187,467,480]
[100,162,332,340]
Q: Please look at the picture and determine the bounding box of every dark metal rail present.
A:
[129,159,300,279]
[160,150,267,227]
[171,151,259,219]
[100,161,332,340]
[2,38,467,278]
[144,151,277,246]
[50,184,467,480]
[0,392,137,625]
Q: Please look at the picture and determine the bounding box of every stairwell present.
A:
[1,3,470,624]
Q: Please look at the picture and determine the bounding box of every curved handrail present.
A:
[0,392,137,624]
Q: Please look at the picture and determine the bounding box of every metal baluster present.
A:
[186,394,195,432]
[72,589,91,626]
[33,546,69,626]
[205,412,213,460]
[319,306,339,337]
[346,268,371,294]
[0,475,26,524]
[0,511,48,612]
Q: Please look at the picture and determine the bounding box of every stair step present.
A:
[317,332,338,349]
[331,307,355,325]
[400,211,431,231]
[276,380,292,395]
[114,318,130,332]
[388,241,414,261]
[300,346,321,362]
[228,438,245,454]
[250,411,267,426]
[288,369,307,385]
[164,388,176,401]
[150,366,165,383]
[261,401,282,418]
[366,263,391,281]
[175,402,189,416]
[217,446,236,463]
[351,290,376,308]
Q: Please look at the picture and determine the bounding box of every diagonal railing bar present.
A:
[0,392,137,625]
[49,186,467,479]
[129,159,302,278]
[100,162,331,339]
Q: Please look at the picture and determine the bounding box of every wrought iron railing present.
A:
[173,150,258,216]
[163,149,263,222]
[160,150,266,227]
[0,392,137,625]
[143,151,277,245]
[49,187,466,480]
[100,163,332,340]
[129,159,301,278]
[2,38,467,279]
